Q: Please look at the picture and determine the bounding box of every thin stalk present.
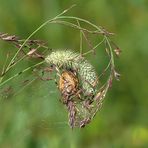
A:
[56,16,103,33]
[76,20,94,54]
[104,36,115,69]
[82,37,105,56]
[51,20,98,33]
[0,54,9,83]
[13,78,37,96]
[77,20,83,54]
[0,61,45,87]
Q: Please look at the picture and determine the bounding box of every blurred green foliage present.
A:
[0,0,148,148]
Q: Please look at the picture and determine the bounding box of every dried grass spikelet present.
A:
[45,50,98,97]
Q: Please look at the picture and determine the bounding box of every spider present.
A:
[57,69,96,128]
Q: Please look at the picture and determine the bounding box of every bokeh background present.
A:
[0,0,148,148]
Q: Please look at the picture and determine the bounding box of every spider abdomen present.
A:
[59,71,79,103]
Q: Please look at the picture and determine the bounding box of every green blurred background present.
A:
[0,0,148,148]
